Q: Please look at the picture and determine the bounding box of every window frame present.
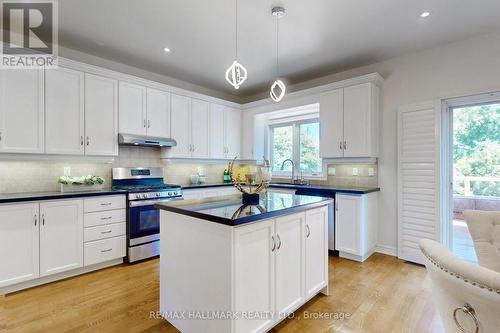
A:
[268,117,324,179]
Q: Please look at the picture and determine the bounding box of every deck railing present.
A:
[454,176,500,197]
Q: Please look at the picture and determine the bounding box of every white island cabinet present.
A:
[159,194,330,333]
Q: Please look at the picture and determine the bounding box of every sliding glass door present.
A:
[444,95,500,263]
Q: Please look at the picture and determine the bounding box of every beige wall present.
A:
[246,29,500,252]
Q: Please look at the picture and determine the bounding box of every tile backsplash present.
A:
[0,147,229,194]
[0,149,378,194]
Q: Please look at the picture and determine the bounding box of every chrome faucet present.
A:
[281,159,295,184]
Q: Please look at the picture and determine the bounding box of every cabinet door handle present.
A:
[192,145,195,152]
[101,248,113,253]
[101,230,112,234]
[80,136,84,146]
[42,214,45,226]
[271,236,276,252]
[86,136,90,146]
[100,216,112,220]
[340,141,343,150]
[147,120,151,128]
[100,202,112,206]
[306,224,311,238]
[343,141,347,150]
[276,234,282,250]
[34,214,38,226]
[143,119,146,128]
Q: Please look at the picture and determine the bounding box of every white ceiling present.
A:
[59,0,500,99]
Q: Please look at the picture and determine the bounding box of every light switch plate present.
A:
[368,168,375,177]
[63,167,71,176]
[352,167,359,176]
[327,167,336,176]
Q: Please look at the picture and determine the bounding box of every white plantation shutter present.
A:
[397,101,440,264]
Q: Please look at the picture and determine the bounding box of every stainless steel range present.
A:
[112,167,182,262]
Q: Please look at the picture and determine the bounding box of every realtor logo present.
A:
[1,0,58,68]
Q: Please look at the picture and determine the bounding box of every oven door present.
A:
[128,199,173,245]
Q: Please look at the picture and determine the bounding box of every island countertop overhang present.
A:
[155,193,333,226]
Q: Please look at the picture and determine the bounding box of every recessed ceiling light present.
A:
[163,47,171,53]
[420,11,430,18]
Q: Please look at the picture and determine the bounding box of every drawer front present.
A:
[84,236,126,266]
[84,222,126,242]
[84,209,126,227]
[84,195,126,213]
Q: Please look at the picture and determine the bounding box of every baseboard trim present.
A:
[375,245,397,257]
[0,258,123,295]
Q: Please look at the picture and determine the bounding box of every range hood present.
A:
[118,133,177,148]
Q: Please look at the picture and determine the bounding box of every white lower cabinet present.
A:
[305,207,329,297]
[39,199,84,276]
[234,220,276,333]
[0,203,39,287]
[84,235,126,266]
[335,193,378,262]
[0,194,127,293]
[234,206,328,333]
[275,213,305,316]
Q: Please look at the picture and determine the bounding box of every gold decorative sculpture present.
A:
[228,156,271,205]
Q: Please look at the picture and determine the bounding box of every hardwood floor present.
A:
[0,253,443,333]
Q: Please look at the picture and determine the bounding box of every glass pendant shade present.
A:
[225,60,247,90]
[270,79,286,102]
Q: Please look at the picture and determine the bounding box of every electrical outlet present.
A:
[63,167,71,176]
[352,167,359,176]
[368,168,375,177]
[327,167,336,176]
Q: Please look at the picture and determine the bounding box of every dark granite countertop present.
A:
[182,182,379,195]
[181,183,233,189]
[0,189,127,204]
[269,183,380,194]
[156,192,333,226]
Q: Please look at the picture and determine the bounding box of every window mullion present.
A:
[293,122,300,173]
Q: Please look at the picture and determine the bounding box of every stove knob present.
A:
[156,193,160,197]
[168,192,172,196]
[135,194,141,200]
[142,194,148,199]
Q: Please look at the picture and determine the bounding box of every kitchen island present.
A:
[156,192,333,333]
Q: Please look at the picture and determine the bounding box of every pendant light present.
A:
[270,6,286,102]
[225,0,247,90]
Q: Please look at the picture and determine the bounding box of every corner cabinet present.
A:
[335,192,378,262]
[320,82,380,158]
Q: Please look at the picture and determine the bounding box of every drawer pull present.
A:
[101,248,113,253]
[100,202,112,206]
[101,230,112,234]
[100,216,112,220]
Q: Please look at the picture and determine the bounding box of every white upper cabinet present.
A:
[209,103,226,159]
[343,83,378,157]
[0,69,44,153]
[209,103,242,160]
[146,88,171,138]
[39,199,83,277]
[225,107,241,159]
[170,93,191,158]
[319,89,344,158]
[85,74,119,156]
[0,203,40,288]
[45,67,85,155]
[119,81,147,136]
[190,99,210,158]
[318,81,380,159]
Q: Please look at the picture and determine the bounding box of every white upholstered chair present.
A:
[463,210,500,273]
[420,239,500,333]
